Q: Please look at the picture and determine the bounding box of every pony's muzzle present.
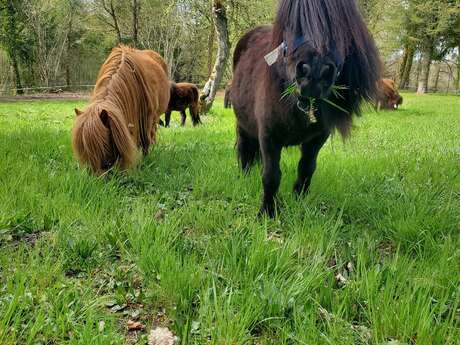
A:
[295,62,338,99]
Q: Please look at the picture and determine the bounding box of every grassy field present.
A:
[0,93,459,345]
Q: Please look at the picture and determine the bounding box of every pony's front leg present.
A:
[294,132,329,195]
[259,135,282,217]
[165,111,172,127]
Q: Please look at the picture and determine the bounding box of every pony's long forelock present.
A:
[72,104,138,174]
[72,106,111,173]
[273,0,382,123]
[273,0,370,56]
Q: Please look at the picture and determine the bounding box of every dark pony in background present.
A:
[231,0,381,216]
[224,81,232,109]
[72,46,170,174]
[375,79,403,110]
[163,82,201,127]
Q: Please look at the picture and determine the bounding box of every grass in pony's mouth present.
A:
[281,83,350,121]
[281,82,297,100]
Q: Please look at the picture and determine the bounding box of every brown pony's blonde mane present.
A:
[72,45,169,173]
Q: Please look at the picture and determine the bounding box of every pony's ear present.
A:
[75,108,83,117]
[99,109,110,128]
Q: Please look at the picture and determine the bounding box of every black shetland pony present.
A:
[231,0,381,217]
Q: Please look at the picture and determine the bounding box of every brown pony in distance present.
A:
[231,0,381,217]
[375,79,403,110]
[72,46,170,174]
[164,82,201,127]
[224,81,232,109]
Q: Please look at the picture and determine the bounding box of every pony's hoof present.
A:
[258,203,276,218]
[293,183,310,197]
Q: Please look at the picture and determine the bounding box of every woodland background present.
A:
[0,0,459,96]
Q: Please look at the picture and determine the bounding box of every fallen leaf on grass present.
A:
[352,324,371,343]
[190,321,200,335]
[267,232,283,244]
[346,261,354,273]
[127,320,145,331]
[154,210,165,221]
[386,340,401,345]
[335,272,347,286]
[98,320,105,332]
[148,327,178,345]
[110,304,127,313]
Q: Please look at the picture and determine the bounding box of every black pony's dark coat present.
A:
[231,0,381,216]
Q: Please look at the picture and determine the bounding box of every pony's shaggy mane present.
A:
[72,45,169,173]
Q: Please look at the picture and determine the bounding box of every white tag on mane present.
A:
[264,43,284,66]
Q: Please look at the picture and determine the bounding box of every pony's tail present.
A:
[191,85,199,104]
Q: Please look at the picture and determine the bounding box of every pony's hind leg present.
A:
[190,104,201,126]
[237,126,260,173]
[294,131,329,195]
[180,111,187,126]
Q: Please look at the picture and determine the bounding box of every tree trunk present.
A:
[201,0,230,113]
[65,11,73,88]
[455,52,460,92]
[6,0,23,94]
[415,59,421,88]
[398,45,414,89]
[11,57,22,94]
[432,63,441,92]
[102,0,122,43]
[397,47,409,84]
[417,44,433,94]
[132,0,140,47]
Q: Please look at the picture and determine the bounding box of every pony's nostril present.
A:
[296,63,311,79]
[320,64,335,80]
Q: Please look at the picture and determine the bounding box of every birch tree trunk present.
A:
[207,24,215,78]
[200,0,230,113]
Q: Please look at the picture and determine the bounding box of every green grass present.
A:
[0,93,459,344]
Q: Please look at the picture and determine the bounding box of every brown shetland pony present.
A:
[164,82,201,127]
[72,46,170,174]
[375,79,403,110]
[231,0,381,217]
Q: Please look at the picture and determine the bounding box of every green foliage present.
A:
[0,95,459,344]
